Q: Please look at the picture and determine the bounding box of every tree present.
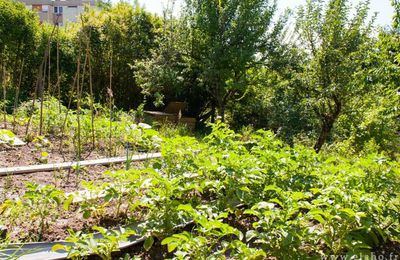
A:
[0,0,39,110]
[392,0,400,29]
[295,0,374,152]
[135,5,210,122]
[77,3,160,109]
[342,0,399,156]
[182,0,277,121]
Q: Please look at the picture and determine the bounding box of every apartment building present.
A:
[20,0,95,26]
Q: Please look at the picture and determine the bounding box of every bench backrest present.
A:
[163,102,187,114]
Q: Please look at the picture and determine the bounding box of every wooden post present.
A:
[12,58,24,131]
[2,62,6,129]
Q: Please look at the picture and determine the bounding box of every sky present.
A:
[132,0,394,27]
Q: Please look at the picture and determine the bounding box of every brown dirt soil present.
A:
[7,199,143,242]
[373,240,400,258]
[0,124,156,243]
[0,123,148,199]
[113,237,172,260]
[0,142,143,201]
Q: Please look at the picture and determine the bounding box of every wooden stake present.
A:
[76,54,82,161]
[87,30,95,149]
[27,21,59,136]
[2,62,6,129]
[39,46,49,136]
[108,44,113,157]
[12,58,24,130]
[59,59,79,159]
[25,58,43,136]
[56,26,61,113]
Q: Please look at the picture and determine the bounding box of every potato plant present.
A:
[60,122,399,258]
[53,226,135,260]
[0,122,398,259]
[1,183,66,241]
[139,122,399,258]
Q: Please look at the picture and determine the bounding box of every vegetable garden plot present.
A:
[0,152,161,202]
[0,97,167,251]
[0,0,399,257]
[0,122,399,259]
[0,154,163,243]
[2,221,193,259]
[0,108,163,200]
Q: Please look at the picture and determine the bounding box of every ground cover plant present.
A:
[0,122,398,259]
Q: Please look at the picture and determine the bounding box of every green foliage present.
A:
[0,183,66,241]
[124,123,162,152]
[161,204,262,259]
[135,9,206,113]
[330,11,400,157]
[1,123,399,258]
[0,0,40,106]
[136,0,281,121]
[0,129,16,145]
[183,0,278,120]
[22,183,65,237]
[78,181,110,220]
[1,0,400,257]
[53,226,135,260]
[156,124,400,258]
[15,96,164,153]
[1,0,397,158]
[78,2,161,109]
[295,0,375,152]
[392,0,400,29]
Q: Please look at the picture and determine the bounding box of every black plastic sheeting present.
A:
[0,221,192,259]
[0,226,145,260]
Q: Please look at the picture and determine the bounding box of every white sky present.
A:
[130,0,394,27]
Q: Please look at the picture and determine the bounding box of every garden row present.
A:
[1,122,399,259]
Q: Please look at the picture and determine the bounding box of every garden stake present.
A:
[56,26,62,113]
[27,18,59,137]
[108,44,114,157]
[1,62,6,129]
[12,58,24,131]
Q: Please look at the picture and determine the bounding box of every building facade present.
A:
[19,0,95,26]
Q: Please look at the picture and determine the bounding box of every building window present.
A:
[42,5,49,12]
[54,6,63,14]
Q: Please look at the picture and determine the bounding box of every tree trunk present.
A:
[314,119,333,153]
[314,96,342,153]
[210,101,216,123]
[218,102,225,122]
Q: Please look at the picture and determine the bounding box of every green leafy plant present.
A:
[53,226,135,260]
[1,183,67,241]
[162,204,265,259]
[77,181,110,220]
[1,120,399,260]
[0,129,16,145]
[22,183,65,240]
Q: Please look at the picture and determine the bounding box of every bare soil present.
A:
[0,141,134,200]
[0,124,152,243]
[0,123,141,199]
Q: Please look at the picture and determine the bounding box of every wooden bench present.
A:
[144,102,196,130]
